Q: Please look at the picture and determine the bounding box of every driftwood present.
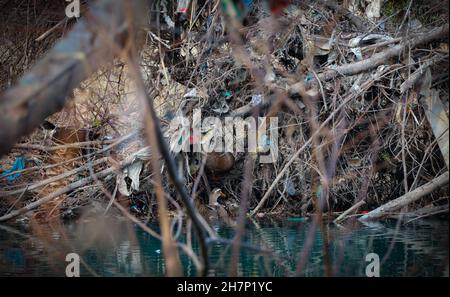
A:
[0,0,146,157]
[359,171,449,221]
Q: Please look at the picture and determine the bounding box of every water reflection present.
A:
[0,217,448,276]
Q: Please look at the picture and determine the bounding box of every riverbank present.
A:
[0,0,448,277]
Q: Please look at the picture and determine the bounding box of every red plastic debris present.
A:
[268,0,291,15]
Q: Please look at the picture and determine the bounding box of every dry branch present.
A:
[0,155,138,222]
[400,54,449,94]
[319,24,449,81]
[126,48,208,276]
[359,171,449,221]
[0,167,112,222]
[1,132,136,180]
[404,204,449,223]
[0,0,146,156]
[0,157,108,197]
[13,139,116,152]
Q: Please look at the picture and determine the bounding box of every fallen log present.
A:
[359,171,449,221]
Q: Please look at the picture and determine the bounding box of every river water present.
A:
[0,218,448,277]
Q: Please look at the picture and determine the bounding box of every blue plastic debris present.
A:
[242,0,253,8]
[222,0,253,20]
[1,156,25,182]
[223,90,233,99]
[131,204,142,214]
[200,62,208,75]
[304,73,314,82]
[4,248,26,268]
[285,178,297,196]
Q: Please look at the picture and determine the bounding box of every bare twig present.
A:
[359,171,449,221]
[333,200,366,224]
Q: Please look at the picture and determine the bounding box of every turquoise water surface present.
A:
[0,218,448,277]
